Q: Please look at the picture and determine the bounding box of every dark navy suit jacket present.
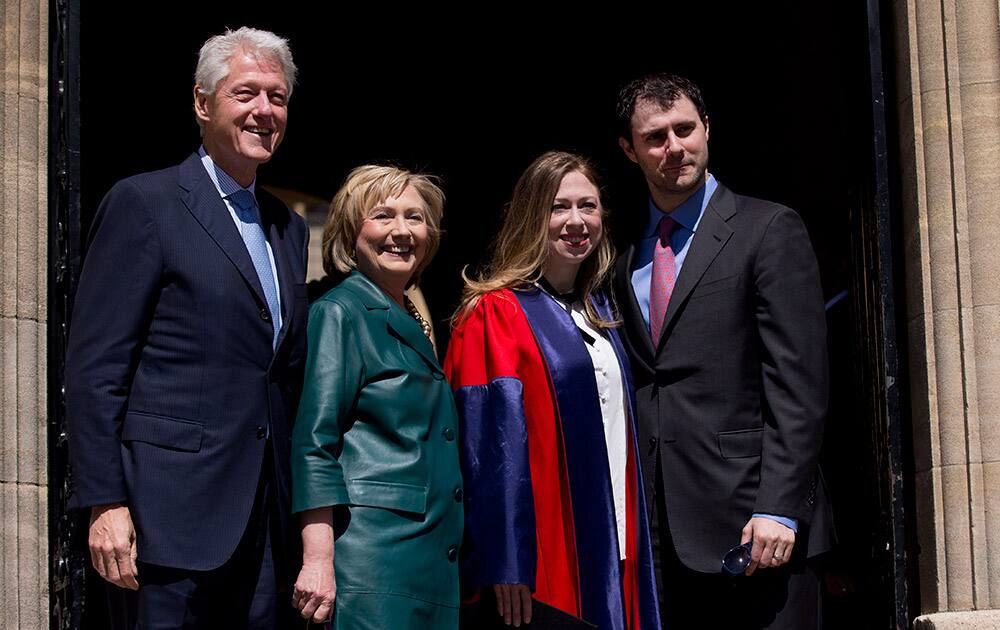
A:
[66,152,309,571]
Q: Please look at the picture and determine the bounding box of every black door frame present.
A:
[47,2,914,627]
[859,1,914,627]
[48,0,86,629]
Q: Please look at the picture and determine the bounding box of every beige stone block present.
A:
[15,114,41,324]
[1,316,16,484]
[955,0,1000,85]
[1,2,17,324]
[913,0,948,94]
[308,224,324,282]
[960,85,1000,307]
[960,306,984,466]
[5,482,46,630]
[973,305,1000,465]
[941,463,975,611]
[0,481,18,629]
[968,462,991,607]
[0,114,16,323]
[15,0,42,74]
[908,313,938,472]
[915,467,947,612]
[959,84,1000,189]
[931,309,975,466]
[985,461,1000,606]
[914,609,1000,628]
[16,318,44,485]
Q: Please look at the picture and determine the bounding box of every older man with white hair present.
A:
[66,27,309,628]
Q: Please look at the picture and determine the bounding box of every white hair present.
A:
[194,27,297,126]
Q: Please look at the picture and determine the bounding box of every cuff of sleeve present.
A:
[753,513,798,532]
[292,482,350,514]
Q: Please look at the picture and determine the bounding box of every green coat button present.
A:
[442,427,455,441]
[447,545,458,562]
[453,487,463,502]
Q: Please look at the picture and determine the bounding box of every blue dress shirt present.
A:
[630,174,718,326]
[629,174,796,533]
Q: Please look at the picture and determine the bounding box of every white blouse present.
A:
[566,301,628,560]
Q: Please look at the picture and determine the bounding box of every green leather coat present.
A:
[291,271,464,629]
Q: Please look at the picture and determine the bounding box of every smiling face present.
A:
[620,94,709,211]
[545,170,604,288]
[355,184,429,301]
[195,52,289,186]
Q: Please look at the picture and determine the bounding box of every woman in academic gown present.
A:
[291,165,463,629]
[444,151,661,630]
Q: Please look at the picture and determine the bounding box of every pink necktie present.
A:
[649,216,677,343]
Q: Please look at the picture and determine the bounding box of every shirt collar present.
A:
[198,145,257,200]
[643,172,717,237]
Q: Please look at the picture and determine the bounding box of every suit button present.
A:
[256,425,267,439]
[433,372,445,381]
[442,427,455,441]
[447,545,458,562]
[259,308,271,323]
[648,437,658,447]
[453,488,463,502]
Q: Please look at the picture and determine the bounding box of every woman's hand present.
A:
[493,583,532,627]
[294,507,336,623]
[293,558,335,623]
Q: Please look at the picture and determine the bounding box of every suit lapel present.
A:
[260,194,296,352]
[614,246,656,369]
[177,153,268,307]
[656,187,735,351]
[350,272,443,374]
[386,306,443,373]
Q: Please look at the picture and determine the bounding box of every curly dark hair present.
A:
[615,73,708,143]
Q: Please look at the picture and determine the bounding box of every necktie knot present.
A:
[658,215,677,245]
[228,190,258,221]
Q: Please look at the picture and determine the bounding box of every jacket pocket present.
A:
[717,427,763,459]
[690,273,740,299]
[121,411,204,452]
[346,479,428,515]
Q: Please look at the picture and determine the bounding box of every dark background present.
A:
[78,2,889,626]
[81,3,857,326]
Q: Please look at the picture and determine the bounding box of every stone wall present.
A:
[0,1,49,629]
[892,0,1000,625]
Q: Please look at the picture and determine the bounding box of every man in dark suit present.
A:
[66,27,308,628]
[613,73,833,628]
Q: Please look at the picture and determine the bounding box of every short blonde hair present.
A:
[322,165,445,287]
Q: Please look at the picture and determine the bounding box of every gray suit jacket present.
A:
[613,182,835,572]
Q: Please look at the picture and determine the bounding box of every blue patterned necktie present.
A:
[228,190,281,349]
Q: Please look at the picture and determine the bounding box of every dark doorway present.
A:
[50,2,911,628]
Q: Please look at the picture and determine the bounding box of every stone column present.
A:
[892,0,1000,627]
[0,1,49,629]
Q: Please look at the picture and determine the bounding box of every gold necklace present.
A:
[404,296,433,340]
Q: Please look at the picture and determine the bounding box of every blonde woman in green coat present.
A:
[290,165,463,629]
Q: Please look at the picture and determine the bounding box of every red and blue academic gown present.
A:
[443,286,661,630]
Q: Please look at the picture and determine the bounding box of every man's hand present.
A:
[493,583,532,627]
[741,516,795,576]
[88,503,139,590]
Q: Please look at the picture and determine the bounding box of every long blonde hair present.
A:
[454,151,617,329]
